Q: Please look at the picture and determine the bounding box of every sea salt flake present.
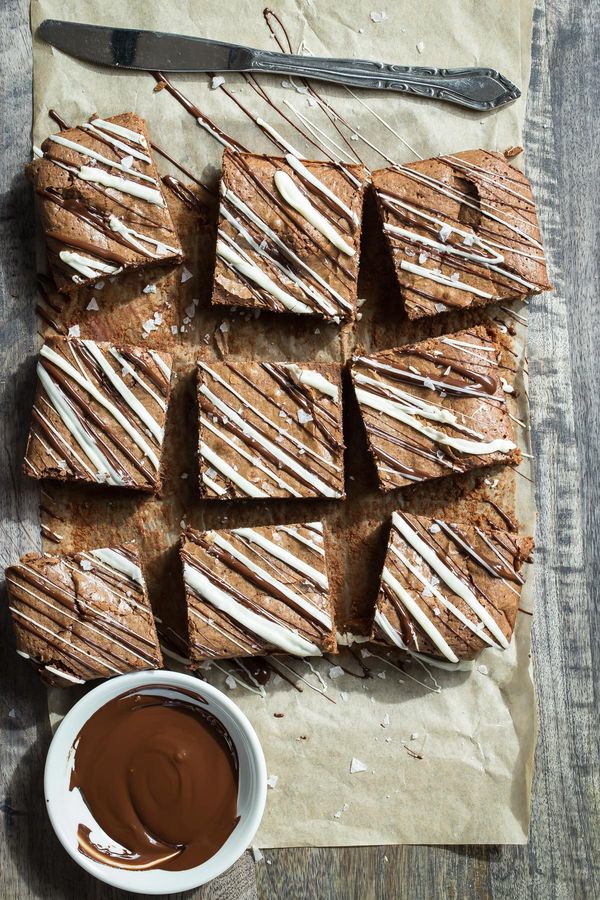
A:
[86,298,99,311]
[463,233,475,246]
[377,671,386,680]
[410,732,419,740]
[350,758,369,774]
[68,324,80,337]
[121,155,134,169]
[360,647,371,658]
[340,691,349,702]
[418,252,428,265]
[423,376,436,391]
[297,409,313,425]
[370,10,388,23]
[329,665,344,679]
[251,846,264,863]
[416,40,425,53]
[439,223,452,243]
[477,664,489,675]
[225,674,237,690]
[381,713,390,728]
[266,775,279,789]
[180,266,193,283]
[211,75,226,90]
[94,280,105,290]
[79,560,92,571]
[143,283,157,294]
[170,325,178,335]
[501,377,514,394]
[219,321,230,333]
[142,318,156,334]
[450,272,461,282]
[429,523,441,534]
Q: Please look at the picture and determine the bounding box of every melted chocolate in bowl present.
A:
[69,686,240,871]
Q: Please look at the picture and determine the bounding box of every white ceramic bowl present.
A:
[44,669,267,894]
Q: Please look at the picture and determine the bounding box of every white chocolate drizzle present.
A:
[48,134,157,183]
[77,166,165,206]
[273,170,355,255]
[184,563,322,657]
[58,251,121,280]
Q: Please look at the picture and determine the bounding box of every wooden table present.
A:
[1,1,597,897]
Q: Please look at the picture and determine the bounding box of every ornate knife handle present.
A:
[235,48,520,111]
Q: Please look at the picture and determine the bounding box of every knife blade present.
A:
[38,19,520,112]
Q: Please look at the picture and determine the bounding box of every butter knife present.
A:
[38,20,520,112]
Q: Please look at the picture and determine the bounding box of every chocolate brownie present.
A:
[372,511,533,663]
[212,150,366,322]
[180,522,336,661]
[5,542,163,686]
[29,113,183,293]
[350,325,519,490]
[24,337,172,492]
[371,149,551,319]
[197,360,345,500]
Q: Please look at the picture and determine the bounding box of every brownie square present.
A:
[372,149,551,319]
[350,325,519,491]
[24,337,172,492]
[212,150,366,322]
[372,511,533,663]
[197,360,345,500]
[29,113,183,293]
[180,522,337,661]
[5,542,163,685]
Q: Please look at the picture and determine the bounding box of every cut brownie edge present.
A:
[372,511,533,664]
[29,112,184,294]
[372,149,551,320]
[350,324,520,492]
[181,521,337,662]
[5,542,163,686]
[197,359,345,501]
[24,337,172,493]
[212,150,366,322]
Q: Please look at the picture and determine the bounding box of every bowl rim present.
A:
[44,669,267,894]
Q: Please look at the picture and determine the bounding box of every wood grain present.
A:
[0,0,597,898]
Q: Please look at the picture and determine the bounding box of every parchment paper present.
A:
[31,0,538,846]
